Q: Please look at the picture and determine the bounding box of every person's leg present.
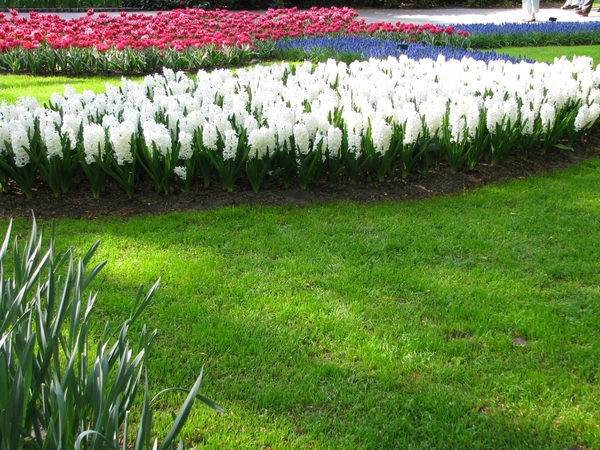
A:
[577,0,593,15]
[523,0,535,20]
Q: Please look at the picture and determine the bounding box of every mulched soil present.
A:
[1,131,599,221]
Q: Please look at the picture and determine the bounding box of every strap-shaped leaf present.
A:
[134,371,152,450]
[75,430,119,450]
[158,367,206,450]
[0,219,12,262]
[129,279,161,325]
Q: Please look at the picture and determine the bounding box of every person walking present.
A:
[561,0,579,8]
[522,0,539,21]
[576,0,593,16]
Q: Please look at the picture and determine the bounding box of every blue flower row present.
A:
[274,37,534,64]
[454,20,600,36]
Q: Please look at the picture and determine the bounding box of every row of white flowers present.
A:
[1,55,599,198]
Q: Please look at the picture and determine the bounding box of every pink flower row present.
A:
[0,6,467,52]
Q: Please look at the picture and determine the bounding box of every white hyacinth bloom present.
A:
[202,123,218,151]
[49,92,65,109]
[293,123,310,156]
[36,108,61,132]
[61,114,81,149]
[42,126,63,159]
[108,121,136,165]
[174,166,187,181]
[16,96,39,112]
[450,116,466,143]
[420,99,446,138]
[371,119,393,155]
[82,123,106,164]
[102,115,119,130]
[142,121,171,159]
[223,129,239,161]
[312,131,326,154]
[244,116,259,135]
[326,125,343,158]
[275,120,293,148]
[485,97,505,134]
[178,131,194,160]
[520,104,536,136]
[19,112,35,140]
[301,113,319,141]
[248,127,276,160]
[10,121,30,167]
[0,122,10,155]
[574,104,600,132]
[347,130,362,156]
[540,103,556,132]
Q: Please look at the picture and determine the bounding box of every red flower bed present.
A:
[0,7,466,52]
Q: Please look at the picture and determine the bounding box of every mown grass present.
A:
[0,74,144,105]
[501,44,600,67]
[3,155,600,449]
[1,47,600,449]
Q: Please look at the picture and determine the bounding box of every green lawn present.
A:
[501,45,600,68]
[1,48,600,449]
[4,155,599,449]
[0,74,145,105]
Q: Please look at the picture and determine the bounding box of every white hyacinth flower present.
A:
[371,119,393,155]
[347,130,362,156]
[10,121,31,167]
[102,114,119,130]
[82,123,106,164]
[178,131,194,160]
[248,127,276,160]
[202,123,218,152]
[223,129,239,161]
[61,114,81,149]
[42,126,63,159]
[174,166,187,181]
[326,125,343,158]
[574,104,600,132]
[108,121,136,165]
[275,120,293,148]
[18,112,35,141]
[244,116,259,135]
[540,103,556,132]
[0,122,10,156]
[293,123,310,156]
[142,120,171,159]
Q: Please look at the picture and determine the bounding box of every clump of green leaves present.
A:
[0,217,224,450]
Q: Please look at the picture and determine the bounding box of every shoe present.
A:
[561,4,576,8]
[576,9,588,15]
[523,17,536,22]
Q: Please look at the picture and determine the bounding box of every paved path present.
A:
[356,7,600,24]
[24,7,600,25]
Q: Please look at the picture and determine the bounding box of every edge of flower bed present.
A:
[0,7,144,12]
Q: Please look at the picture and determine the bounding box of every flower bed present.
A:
[0,7,468,75]
[0,7,469,50]
[272,38,531,65]
[1,55,599,199]
[2,6,600,75]
[461,21,600,48]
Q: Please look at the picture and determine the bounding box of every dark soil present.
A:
[1,131,599,221]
